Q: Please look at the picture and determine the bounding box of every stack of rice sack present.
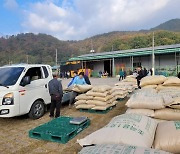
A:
[110,86,129,99]
[140,75,167,89]
[126,88,180,121]
[78,114,180,153]
[79,144,170,154]
[123,75,138,89]
[78,113,172,154]
[74,94,94,109]
[132,75,180,121]
[155,77,180,121]
[75,85,117,110]
[126,88,165,118]
[115,81,135,93]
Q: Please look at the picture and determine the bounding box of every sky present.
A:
[0,0,180,40]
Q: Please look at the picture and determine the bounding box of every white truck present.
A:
[0,64,70,119]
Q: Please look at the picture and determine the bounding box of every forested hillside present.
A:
[151,19,180,32]
[0,19,180,66]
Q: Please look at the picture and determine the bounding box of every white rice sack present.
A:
[79,144,171,154]
[156,85,180,91]
[160,94,174,106]
[115,82,133,86]
[93,95,113,102]
[168,97,180,109]
[159,90,180,98]
[77,114,157,148]
[75,104,95,109]
[110,87,128,94]
[109,97,117,103]
[126,89,165,109]
[86,100,109,106]
[86,90,109,97]
[126,108,155,117]
[74,100,86,105]
[154,121,180,154]
[75,94,94,100]
[92,85,111,92]
[112,90,128,96]
[91,104,113,110]
[163,77,180,86]
[153,118,168,123]
[154,108,180,120]
[140,75,167,87]
[112,101,118,105]
[142,85,158,89]
[72,84,93,93]
[123,77,137,82]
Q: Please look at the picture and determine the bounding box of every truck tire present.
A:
[28,100,45,119]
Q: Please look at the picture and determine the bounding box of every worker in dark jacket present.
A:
[178,72,180,79]
[136,66,144,89]
[48,72,63,118]
[82,72,91,85]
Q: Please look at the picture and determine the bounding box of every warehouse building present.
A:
[65,44,180,77]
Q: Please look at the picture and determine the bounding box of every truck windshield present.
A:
[0,67,24,86]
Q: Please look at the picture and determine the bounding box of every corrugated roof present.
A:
[68,44,180,61]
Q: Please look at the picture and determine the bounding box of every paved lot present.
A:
[0,77,128,154]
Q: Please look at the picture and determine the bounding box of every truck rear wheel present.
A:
[28,100,45,119]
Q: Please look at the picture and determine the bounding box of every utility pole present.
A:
[26,54,29,64]
[90,39,95,53]
[152,32,155,76]
[112,45,114,51]
[55,49,58,67]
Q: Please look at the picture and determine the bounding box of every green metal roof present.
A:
[68,44,180,62]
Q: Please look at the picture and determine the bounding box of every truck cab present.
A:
[0,64,53,119]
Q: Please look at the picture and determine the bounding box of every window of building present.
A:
[133,62,141,67]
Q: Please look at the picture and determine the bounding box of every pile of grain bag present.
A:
[140,76,180,98]
[78,113,158,148]
[129,75,180,121]
[126,86,180,120]
[114,82,136,99]
[123,75,137,84]
[79,144,171,154]
[110,86,129,99]
[126,88,164,117]
[75,85,117,111]
[79,120,179,154]
[140,75,167,88]
[74,94,95,109]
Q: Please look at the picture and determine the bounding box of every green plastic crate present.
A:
[79,105,116,114]
[29,116,90,144]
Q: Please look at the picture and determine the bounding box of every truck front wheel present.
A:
[28,100,45,119]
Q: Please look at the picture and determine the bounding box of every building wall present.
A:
[156,54,176,67]
[85,53,178,77]
[93,61,104,71]
[113,53,177,75]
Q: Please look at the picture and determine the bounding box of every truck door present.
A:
[19,67,50,115]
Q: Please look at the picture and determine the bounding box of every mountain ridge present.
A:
[0,19,180,65]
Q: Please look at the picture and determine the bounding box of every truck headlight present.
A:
[2,93,14,105]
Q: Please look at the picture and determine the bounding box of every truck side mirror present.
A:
[20,76,31,86]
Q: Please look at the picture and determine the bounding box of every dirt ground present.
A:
[0,77,128,154]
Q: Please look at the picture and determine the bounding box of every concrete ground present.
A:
[0,77,128,154]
